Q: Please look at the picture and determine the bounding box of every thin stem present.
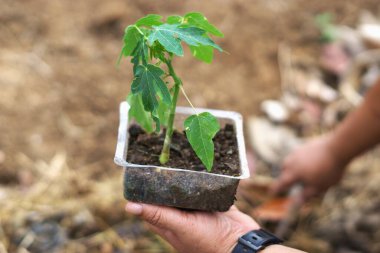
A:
[133,25,148,40]
[180,85,198,115]
[159,59,182,164]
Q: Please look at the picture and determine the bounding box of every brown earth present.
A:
[1,0,380,252]
[127,124,240,176]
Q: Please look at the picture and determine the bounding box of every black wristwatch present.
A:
[232,229,283,253]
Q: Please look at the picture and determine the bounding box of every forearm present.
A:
[327,79,380,165]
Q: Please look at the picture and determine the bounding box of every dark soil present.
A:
[127,124,240,176]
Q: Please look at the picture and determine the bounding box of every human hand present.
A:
[271,135,347,200]
[125,202,259,253]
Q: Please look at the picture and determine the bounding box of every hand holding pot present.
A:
[125,202,307,253]
[125,202,259,253]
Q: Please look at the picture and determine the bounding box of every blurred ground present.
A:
[1,0,380,252]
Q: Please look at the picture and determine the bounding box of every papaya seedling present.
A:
[118,13,224,171]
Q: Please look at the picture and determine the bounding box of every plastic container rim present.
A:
[114,101,250,179]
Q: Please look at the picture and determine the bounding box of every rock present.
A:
[285,64,338,104]
[18,220,66,253]
[247,117,302,166]
[361,64,380,92]
[281,92,302,111]
[260,100,289,123]
[336,26,365,56]
[359,23,380,49]
[358,11,380,50]
[305,78,338,103]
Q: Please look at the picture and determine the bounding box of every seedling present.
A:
[118,13,224,171]
[315,13,337,43]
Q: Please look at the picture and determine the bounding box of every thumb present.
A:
[125,202,187,230]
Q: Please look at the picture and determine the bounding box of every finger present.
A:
[270,172,297,195]
[125,202,188,230]
[125,202,143,215]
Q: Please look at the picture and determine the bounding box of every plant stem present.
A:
[180,85,198,115]
[133,25,147,39]
[159,59,182,164]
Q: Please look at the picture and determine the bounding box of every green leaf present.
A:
[148,24,183,56]
[127,93,154,133]
[130,39,148,74]
[184,12,224,37]
[117,26,143,66]
[131,64,171,112]
[151,112,161,133]
[136,14,163,27]
[184,112,220,171]
[148,24,222,56]
[190,45,214,63]
[315,13,336,43]
[116,47,126,66]
[122,26,143,56]
[150,42,166,62]
[167,15,183,24]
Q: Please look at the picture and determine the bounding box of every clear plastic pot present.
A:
[114,102,250,211]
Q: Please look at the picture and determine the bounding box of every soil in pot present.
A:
[127,124,241,176]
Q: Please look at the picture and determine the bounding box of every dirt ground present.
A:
[1,0,380,252]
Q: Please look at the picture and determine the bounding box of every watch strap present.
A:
[232,229,283,253]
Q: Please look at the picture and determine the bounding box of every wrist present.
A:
[225,226,261,253]
[229,229,284,253]
[323,133,351,169]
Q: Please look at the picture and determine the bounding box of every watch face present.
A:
[232,229,283,253]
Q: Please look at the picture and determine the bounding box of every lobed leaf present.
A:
[127,93,154,133]
[117,26,143,66]
[149,42,166,62]
[136,14,164,27]
[122,26,143,56]
[167,15,183,24]
[184,112,220,171]
[184,12,224,37]
[190,45,214,63]
[147,24,183,56]
[151,112,161,133]
[130,39,148,74]
[148,24,222,56]
[131,64,171,112]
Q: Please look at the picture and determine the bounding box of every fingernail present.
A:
[125,202,143,215]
